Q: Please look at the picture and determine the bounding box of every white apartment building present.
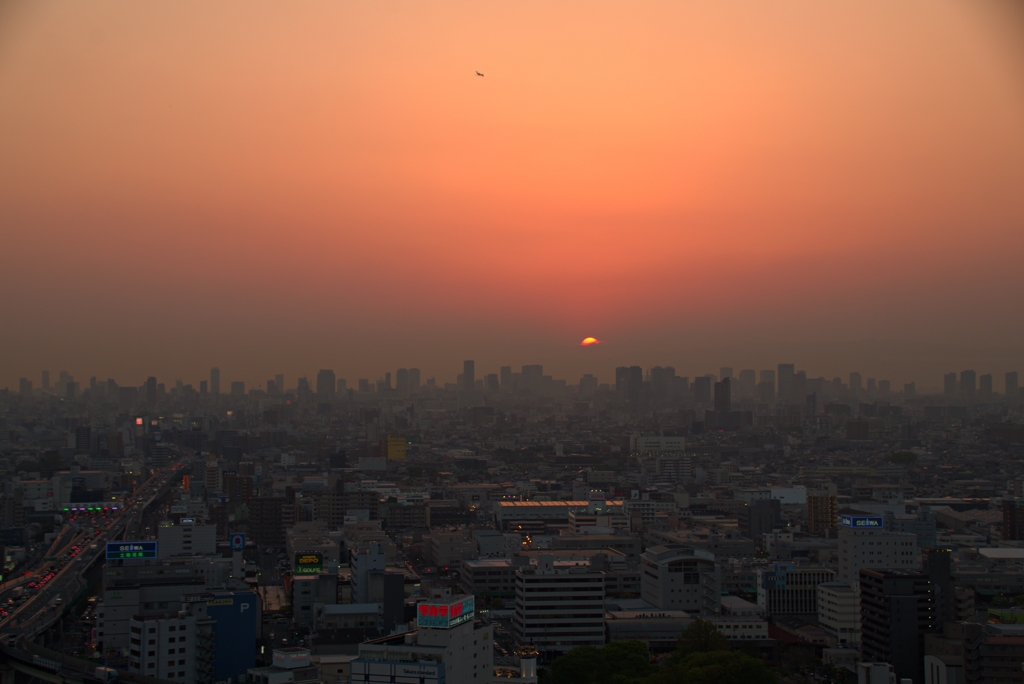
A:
[352,594,492,684]
[640,545,721,615]
[837,514,917,585]
[513,555,605,660]
[128,603,215,684]
[817,582,861,648]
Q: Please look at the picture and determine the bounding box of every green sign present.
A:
[294,552,323,575]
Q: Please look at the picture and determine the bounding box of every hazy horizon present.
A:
[3,0,1023,391]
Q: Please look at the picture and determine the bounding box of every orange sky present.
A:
[2,0,1023,389]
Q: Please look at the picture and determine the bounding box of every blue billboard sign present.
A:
[840,515,884,529]
[229,533,246,551]
[207,592,258,681]
[106,541,158,560]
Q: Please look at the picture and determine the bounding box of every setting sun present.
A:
[580,337,601,346]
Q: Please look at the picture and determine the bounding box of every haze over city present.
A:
[2,0,1024,389]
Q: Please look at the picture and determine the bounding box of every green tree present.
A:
[549,641,654,684]
[406,465,423,478]
[650,651,776,684]
[673,618,730,658]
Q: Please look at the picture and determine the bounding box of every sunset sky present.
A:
[2,0,1023,390]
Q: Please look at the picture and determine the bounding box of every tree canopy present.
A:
[543,628,775,684]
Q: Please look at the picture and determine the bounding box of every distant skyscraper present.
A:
[778,364,795,403]
[904,382,916,397]
[358,379,369,393]
[878,380,890,394]
[396,368,409,394]
[1007,371,1019,400]
[408,368,421,391]
[41,370,50,391]
[693,375,712,404]
[484,373,499,393]
[462,360,475,393]
[849,372,863,398]
[210,367,221,396]
[714,377,731,413]
[719,367,733,380]
[500,366,512,389]
[275,374,284,393]
[758,370,775,402]
[943,372,957,398]
[19,378,32,396]
[615,366,643,404]
[316,369,336,397]
[866,378,877,394]
[793,371,807,403]
[978,374,992,402]
[384,372,391,391]
[336,378,346,392]
[650,366,675,403]
[960,370,976,403]
[145,376,157,406]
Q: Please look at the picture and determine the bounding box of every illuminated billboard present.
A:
[106,541,158,560]
[294,552,324,575]
[840,515,884,529]
[416,596,475,629]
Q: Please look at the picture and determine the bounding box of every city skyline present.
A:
[10,358,1022,399]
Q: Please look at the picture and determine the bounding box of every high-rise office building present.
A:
[758,370,775,402]
[714,377,731,413]
[778,364,795,403]
[960,370,976,403]
[904,381,916,397]
[19,378,32,396]
[484,374,499,393]
[199,380,208,394]
[650,366,675,402]
[210,367,221,396]
[719,367,733,380]
[395,368,409,394]
[1006,371,1019,400]
[615,366,643,404]
[978,373,993,402]
[859,569,935,684]
[316,369,336,398]
[274,374,284,393]
[958,370,974,403]
[692,375,712,404]
[461,360,475,393]
[145,376,158,407]
[849,372,863,398]
[499,366,512,390]
[515,554,606,659]
[408,368,421,391]
[742,498,780,543]
[807,491,838,535]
